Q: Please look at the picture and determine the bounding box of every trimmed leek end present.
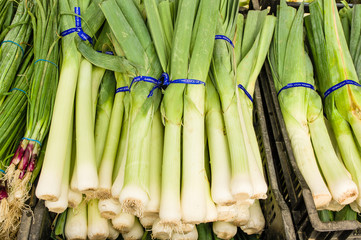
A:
[45,195,68,214]
[231,174,253,201]
[119,184,149,217]
[139,213,158,230]
[121,218,144,240]
[212,221,237,240]
[216,205,238,222]
[152,218,173,239]
[321,199,345,212]
[87,199,109,240]
[240,201,265,235]
[350,201,361,213]
[111,212,135,233]
[178,223,196,234]
[68,189,82,209]
[233,204,250,226]
[171,226,198,240]
[65,203,87,240]
[108,220,120,240]
[98,198,122,219]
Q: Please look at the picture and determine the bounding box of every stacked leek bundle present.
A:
[304,0,361,213]
[32,0,276,239]
[268,0,361,216]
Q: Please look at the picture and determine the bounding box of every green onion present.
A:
[0,0,33,105]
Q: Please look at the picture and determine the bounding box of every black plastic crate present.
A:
[259,61,361,240]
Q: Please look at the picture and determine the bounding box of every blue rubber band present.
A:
[324,80,361,99]
[238,84,253,102]
[60,7,93,45]
[116,86,130,93]
[0,40,24,56]
[22,137,42,146]
[34,59,58,69]
[96,50,114,55]
[9,88,27,95]
[0,169,5,174]
[215,35,234,48]
[130,73,205,98]
[277,82,315,97]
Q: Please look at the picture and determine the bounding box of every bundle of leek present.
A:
[100,0,163,216]
[206,0,274,235]
[36,0,105,201]
[306,0,361,209]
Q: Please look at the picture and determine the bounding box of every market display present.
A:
[2,0,361,239]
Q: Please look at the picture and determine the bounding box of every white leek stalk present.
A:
[111,212,135,233]
[68,189,82,208]
[205,79,235,205]
[240,200,265,235]
[94,71,115,172]
[121,218,144,240]
[45,118,73,213]
[181,0,218,223]
[111,103,130,199]
[108,220,120,240]
[237,97,267,199]
[212,221,237,240]
[87,199,109,240]
[144,109,163,215]
[75,59,98,193]
[171,227,198,240]
[98,198,122,219]
[119,119,152,216]
[98,73,127,198]
[65,201,87,240]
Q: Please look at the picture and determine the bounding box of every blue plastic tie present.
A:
[129,73,205,98]
[22,137,42,147]
[215,35,234,48]
[116,86,130,93]
[277,82,315,97]
[9,88,27,95]
[61,7,93,44]
[0,40,24,56]
[96,50,114,55]
[324,80,361,99]
[34,59,58,69]
[238,84,253,102]
[0,169,5,174]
